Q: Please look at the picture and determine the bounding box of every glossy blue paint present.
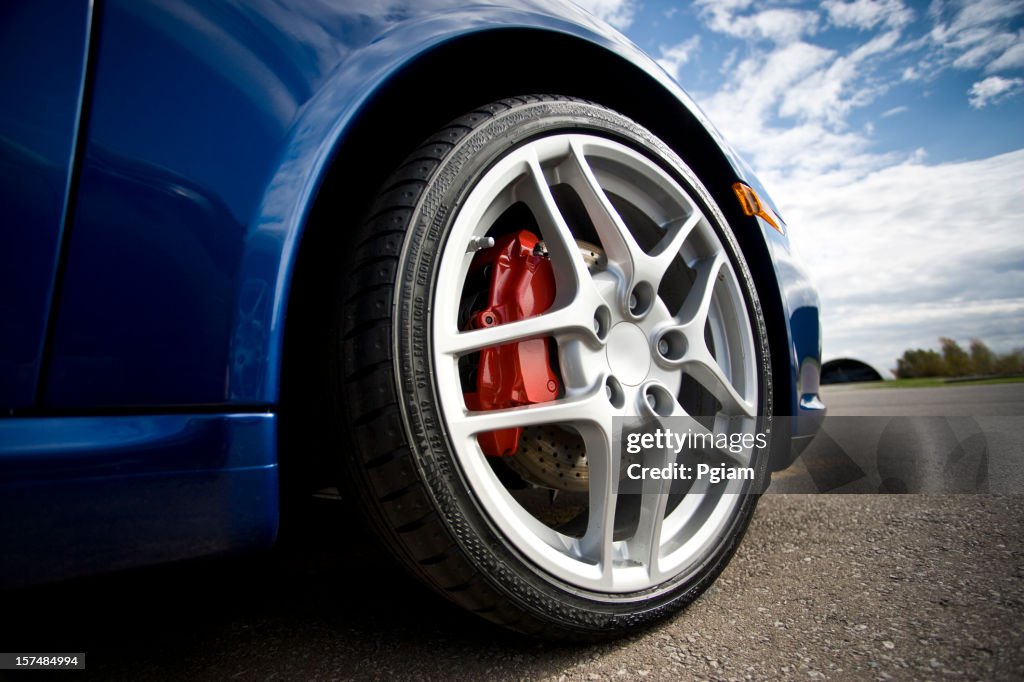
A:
[756,217,825,467]
[0,413,278,586]
[761,222,825,426]
[0,0,91,408]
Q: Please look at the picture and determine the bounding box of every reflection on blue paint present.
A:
[0,413,277,587]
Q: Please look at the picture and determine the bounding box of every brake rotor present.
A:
[506,425,590,493]
[502,240,609,493]
[575,239,607,273]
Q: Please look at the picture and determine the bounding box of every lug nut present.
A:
[657,330,687,360]
[593,306,611,339]
[605,376,624,408]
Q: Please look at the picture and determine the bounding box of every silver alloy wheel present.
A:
[431,134,759,595]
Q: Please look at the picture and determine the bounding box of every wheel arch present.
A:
[278,26,796,502]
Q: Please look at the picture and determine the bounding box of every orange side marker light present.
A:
[732,182,784,233]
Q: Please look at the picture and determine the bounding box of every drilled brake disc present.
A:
[506,425,590,493]
[503,240,610,493]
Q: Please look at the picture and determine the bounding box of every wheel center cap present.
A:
[605,323,651,386]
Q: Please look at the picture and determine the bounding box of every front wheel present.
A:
[333,96,772,639]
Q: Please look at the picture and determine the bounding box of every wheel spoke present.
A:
[629,392,694,577]
[436,305,592,356]
[645,212,703,288]
[629,443,673,579]
[577,417,618,587]
[564,141,704,302]
[521,154,602,308]
[675,251,727,330]
[655,251,754,418]
[448,382,609,441]
[564,139,644,279]
[693,416,753,468]
[664,475,713,538]
[682,346,756,419]
[640,382,751,467]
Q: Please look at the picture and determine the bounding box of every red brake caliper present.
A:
[464,230,560,457]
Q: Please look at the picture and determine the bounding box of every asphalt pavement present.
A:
[818,382,1024,417]
[1,384,1022,681]
[770,383,1024,494]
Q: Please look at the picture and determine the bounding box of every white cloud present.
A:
[701,42,833,130]
[694,1,820,43]
[933,0,1024,34]
[823,0,913,30]
[676,0,1024,371]
[951,31,1019,70]
[987,37,1024,72]
[657,36,701,81]
[691,0,754,33]
[968,75,1024,108]
[696,29,904,182]
[571,0,637,29]
[740,8,821,43]
[779,30,900,125]
[926,0,1024,77]
[779,150,1024,371]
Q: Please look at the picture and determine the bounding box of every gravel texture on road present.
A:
[3,494,1021,681]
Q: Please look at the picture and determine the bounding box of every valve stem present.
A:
[467,235,495,253]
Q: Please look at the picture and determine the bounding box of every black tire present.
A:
[332,95,772,640]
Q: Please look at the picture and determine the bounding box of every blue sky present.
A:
[577,0,1024,374]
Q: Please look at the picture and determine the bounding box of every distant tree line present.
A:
[895,338,1024,378]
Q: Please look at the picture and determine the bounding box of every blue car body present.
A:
[0,0,823,586]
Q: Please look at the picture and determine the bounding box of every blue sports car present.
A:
[0,0,823,639]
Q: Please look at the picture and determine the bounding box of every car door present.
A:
[0,0,92,409]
